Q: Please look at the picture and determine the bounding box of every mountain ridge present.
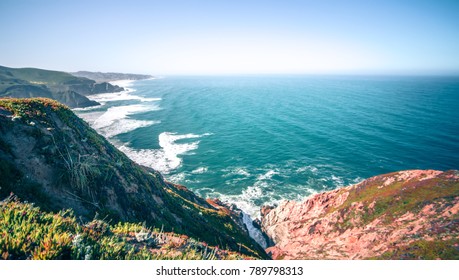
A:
[71,71,154,82]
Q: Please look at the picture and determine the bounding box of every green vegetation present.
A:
[0,196,254,260]
[372,239,459,260]
[0,98,267,259]
[0,97,67,119]
[0,66,85,87]
[328,172,459,229]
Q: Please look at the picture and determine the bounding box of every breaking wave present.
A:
[91,104,160,138]
[119,132,211,174]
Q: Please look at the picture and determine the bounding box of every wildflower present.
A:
[84,246,92,260]
[72,234,82,246]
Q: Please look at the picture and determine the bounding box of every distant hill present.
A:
[71,71,153,82]
[0,66,124,108]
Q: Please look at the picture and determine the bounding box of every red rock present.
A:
[261,170,459,259]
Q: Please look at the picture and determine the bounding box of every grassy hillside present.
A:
[0,66,123,108]
[0,98,267,259]
[0,66,87,86]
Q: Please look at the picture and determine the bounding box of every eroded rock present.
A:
[261,170,459,259]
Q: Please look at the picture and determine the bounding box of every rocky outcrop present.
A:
[261,170,459,259]
[48,80,124,96]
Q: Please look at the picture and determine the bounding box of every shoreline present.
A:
[70,77,361,250]
[72,77,269,247]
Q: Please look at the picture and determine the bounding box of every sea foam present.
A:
[88,91,161,104]
[87,79,161,104]
[222,167,251,177]
[191,167,208,174]
[119,132,211,174]
[92,104,160,138]
[257,169,279,180]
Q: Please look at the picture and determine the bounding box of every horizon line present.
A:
[2,64,459,77]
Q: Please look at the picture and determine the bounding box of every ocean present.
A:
[75,75,459,218]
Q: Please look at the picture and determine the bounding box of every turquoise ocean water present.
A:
[75,75,459,218]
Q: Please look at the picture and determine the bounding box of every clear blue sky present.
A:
[1,0,458,75]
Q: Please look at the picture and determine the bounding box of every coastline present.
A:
[2,83,458,260]
[72,77,269,247]
[68,80,139,110]
[69,75,459,253]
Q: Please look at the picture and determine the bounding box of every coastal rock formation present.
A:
[261,170,459,259]
[0,98,266,259]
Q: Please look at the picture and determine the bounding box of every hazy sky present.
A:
[1,0,458,75]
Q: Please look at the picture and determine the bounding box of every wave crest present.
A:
[119,132,211,174]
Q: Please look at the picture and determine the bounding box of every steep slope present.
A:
[261,170,459,259]
[1,197,257,260]
[0,66,124,108]
[0,98,266,259]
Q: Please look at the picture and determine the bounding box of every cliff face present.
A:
[0,98,266,259]
[261,170,459,260]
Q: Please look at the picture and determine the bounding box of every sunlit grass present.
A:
[0,196,255,260]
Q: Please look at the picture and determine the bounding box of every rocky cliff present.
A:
[0,98,266,259]
[261,170,459,259]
